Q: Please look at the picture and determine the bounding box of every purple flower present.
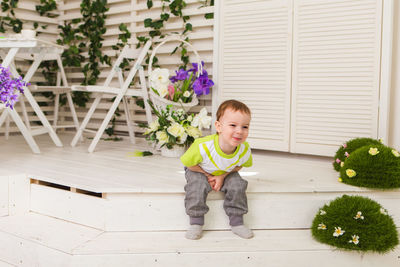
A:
[189,61,205,76]
[192,73,214,96]
[170,68,189,83]
[0,66,27,109]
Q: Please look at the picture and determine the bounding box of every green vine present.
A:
[0,0,23,33]
[35,0,58,18]
[79,0,111,85]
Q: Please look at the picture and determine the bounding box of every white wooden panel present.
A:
[0,177,8,217]
[216,0,292,151]
[30,184,107,230]
[104,191,400,231]
[8,174,30,215]
[291,0,383,156]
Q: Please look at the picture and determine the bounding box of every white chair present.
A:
[70,40,152,153]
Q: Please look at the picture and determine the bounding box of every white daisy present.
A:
[333,227,345,237]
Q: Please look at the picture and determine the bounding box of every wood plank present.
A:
[8,174,30,216]
[0,177,8,217]
[30,184,107,230]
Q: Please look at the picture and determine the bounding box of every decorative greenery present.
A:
[0,0,23,33]
[339,144,400,189]
[35,0,58,18]
[137,0,213,69]
[333,138,382,172]
[79,0,111,86]
[311,195,398,253]
[143,102,210,149]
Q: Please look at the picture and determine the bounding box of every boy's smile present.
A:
[215,108,251,154]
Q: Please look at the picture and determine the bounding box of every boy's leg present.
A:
[220,171,253,238]
[184,168,212,239]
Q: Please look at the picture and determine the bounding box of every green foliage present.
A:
[137,0,213,69]
[0,0,23,33]
[80,0,111,85]
[339,144,400,189]
[311,195,398,253]
[35,0,58,18]
[333,138,381,172]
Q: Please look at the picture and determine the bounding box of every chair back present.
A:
[103,40,152,89]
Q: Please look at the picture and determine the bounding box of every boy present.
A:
[180,99,253,240]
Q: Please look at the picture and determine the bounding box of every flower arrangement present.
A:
[311,195,398,253]
[0,66,27,109]
[143,102,211,150]
[149,61,214,104]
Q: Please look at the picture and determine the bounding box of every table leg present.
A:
[1,108,40,153]
[22,49,63,147]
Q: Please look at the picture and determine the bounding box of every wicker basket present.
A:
[148,35,203,112]
[160,145,186,158]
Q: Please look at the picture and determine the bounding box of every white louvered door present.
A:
[216,0,293,151]
[216,0,384,156]
[291,0,383,156]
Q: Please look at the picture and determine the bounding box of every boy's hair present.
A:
[216,99,251,121]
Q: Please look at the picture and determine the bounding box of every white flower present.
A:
[340,162,344,167]
[150,68,170,97]
[145,120,159,134]
[183,91,191,97]
[167,122,185,138]
[348,235,359,245]
[167,115,174,122]
[192,108,211,130]
[368,147,379,156]
[156,131,169,145]
[177,132,188,144]
[333,227,345,237]
[392,149,400,157]
[156,84,169,98]
[319,210,327,215]
[176,109,184,115]
[318,223,327,230]
[150,68,169,87]
[354,211,364,220]
[186,126,202,139]
[187,115,193,122]
[380,208,388,215]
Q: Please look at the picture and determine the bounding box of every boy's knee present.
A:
[223,172,248,191]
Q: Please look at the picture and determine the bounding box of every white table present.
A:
[0,38,64,153]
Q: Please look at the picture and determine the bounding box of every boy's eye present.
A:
[229,124,236,127]
[243,126,249,129]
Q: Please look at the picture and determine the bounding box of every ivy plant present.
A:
[0,0,23,33]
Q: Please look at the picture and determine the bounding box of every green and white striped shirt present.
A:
[180,134,252,176]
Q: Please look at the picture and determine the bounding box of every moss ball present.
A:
[311,195,398,253]
[333,138,381,172]
[339,144,400,189]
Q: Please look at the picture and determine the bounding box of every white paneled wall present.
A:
[1,0,214,137]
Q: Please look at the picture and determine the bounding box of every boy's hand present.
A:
[208,175,225,191]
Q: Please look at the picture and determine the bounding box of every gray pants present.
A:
[184,168,248,226]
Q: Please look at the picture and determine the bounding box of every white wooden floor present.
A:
[0,133,365,194]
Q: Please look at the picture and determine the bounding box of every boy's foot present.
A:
[231,225,254,239]
[185,225,203,240]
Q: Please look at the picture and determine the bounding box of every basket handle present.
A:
[148,35,203,79]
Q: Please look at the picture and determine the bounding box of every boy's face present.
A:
[215,108,251,149]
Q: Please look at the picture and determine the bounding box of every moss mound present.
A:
[333,138,381,172]
[311,195,398,253]
[339,144,400,189]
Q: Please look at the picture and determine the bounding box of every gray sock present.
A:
[231,225,254,239]
[185,224,203,240]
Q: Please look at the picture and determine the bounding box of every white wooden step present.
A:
[29,181,400,232]
[0,213,398,267]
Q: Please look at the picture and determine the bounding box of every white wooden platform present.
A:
[0,134,399,266]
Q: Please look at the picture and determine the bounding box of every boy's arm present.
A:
[207,166,242,191]
[187,165,212,177]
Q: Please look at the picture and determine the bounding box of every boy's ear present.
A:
[215,120,221,133]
